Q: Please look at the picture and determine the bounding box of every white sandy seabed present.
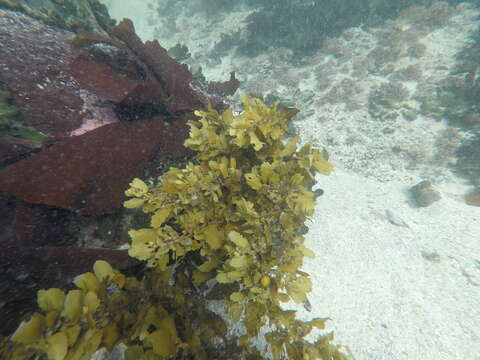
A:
[102,1,480,359]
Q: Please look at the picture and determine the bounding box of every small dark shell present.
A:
[313,189,324,199]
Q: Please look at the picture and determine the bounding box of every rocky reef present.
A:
[0,4,240,336]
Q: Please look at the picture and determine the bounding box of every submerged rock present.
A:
[409,180,441,207]
[0,0,115,35]
[464,189,480,206]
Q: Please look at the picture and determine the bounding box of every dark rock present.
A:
[0,117,192,214]
[0,12,217,215]
[207,72,240,97]
[70,44,147,103]
[409,180,441,207]
[0,8,237,338]
[0,9,90,139]
[0,193,138,336]
[0,136,42,166]
[0,0,116,35]
[107,18,205,114]
[465,189,480,206]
